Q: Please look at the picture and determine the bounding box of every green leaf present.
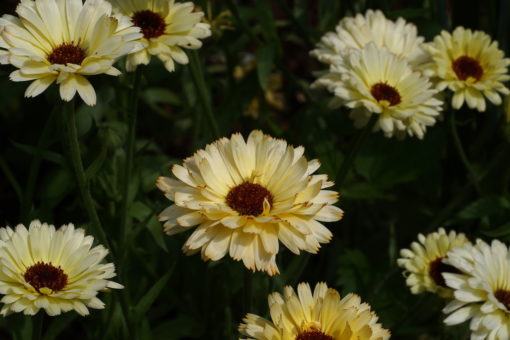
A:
[457,196,510,220]
[146,215,168,252]
[85,144,107,182]
[134,265,175,319]
[42,313,77,340]
[10,140,65,166]
[481,222,510,238]
[255,45,275,91]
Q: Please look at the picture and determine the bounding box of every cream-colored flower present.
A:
[424,26,510,112]
[239,282,390,340]
[156,130,343,275]
[315,43,442,139]
[0,220,123,316]
[397,228,470,298]
[0,0,142,106]
[311,9,427,68]
[443,239,510,340]
[109,0,211,72]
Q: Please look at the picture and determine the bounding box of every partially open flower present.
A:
[0,0,142,105]
[0,220,122,316]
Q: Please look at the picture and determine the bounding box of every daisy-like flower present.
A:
[397,228,470,298]
[316,43,443,139]
[424,26,510,112]
[156,130,343,275]
[108,0,211,72]
[239,282,390,340]
[0,0,142,106]
[310,9,427,68]
[443,239,510,339]
[0,220,123,316]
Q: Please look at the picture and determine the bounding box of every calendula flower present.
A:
[156,130,343,275]
[311,9,427,68]
[315,43,443,139]
[0,0,143,106]
[443,239,510,340]
[239,282,390,340]
[109,0,211,72]
[0,220,122,316]
[397,228,470,298]
[424,26,510,112]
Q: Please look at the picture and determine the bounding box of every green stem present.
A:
[189,51,220,138]
[62,100,110,251]
[32,313,43,340]
[120,67,143,249]
[449,110,482,195]
[336,115,377,188]
[243,271,253,317]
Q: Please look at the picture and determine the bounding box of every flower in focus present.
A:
[156,130,343,275]
[109,0,211,72]
[424,26,510,112]
[397,228,470,298]
[315,43,443,139]
[443,239,510,339]
[0,0,143,106]
[311,9,427,68]
[0,220,122,316]
[239,282,390,340]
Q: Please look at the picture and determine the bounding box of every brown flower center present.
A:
[132,10,167,39]
[370,82,401,106]
[428,257,461,287]
[24,261,68,294]
[296,330,335,340]
[226,182,273,216]
[495,289,510,310]
[452,56,484,82]
[48,43,86,65]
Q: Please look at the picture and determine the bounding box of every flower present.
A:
[310,9,427,68]
[156,130,343,275]
[314,43,443,139]
[108,0,211,72]
[443,239,510,339]
[424,26,510,112]
[0,0,142,106]
[0,220,123,316]
[397,228,470,298]
[239,282,390,340]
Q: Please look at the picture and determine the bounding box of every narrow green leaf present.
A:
[134,265,175,318]
[457,196,510,220]
[255,45,275,91]
[85,144,107,182]
[42,313,77,340]
[0,156,22,203]
[10,140,65,166]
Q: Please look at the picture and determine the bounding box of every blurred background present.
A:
[1,0,510,339]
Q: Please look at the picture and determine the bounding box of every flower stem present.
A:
[336,115,377,188]
[32,313,43,340]
[120,67,143,249]
[449,110,482,195]
[189,51,220,139]
[62,100,110,251]
[243,270,253,317]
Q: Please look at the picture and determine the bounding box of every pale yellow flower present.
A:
[0,0,142,106]
[0,220,122,316]
[156,130,343,275]
[315,43,443,139]
[239,282,390,340]
[397,228,470,298]
[424,26,510,112]
[443,239,510,339]
[109,0,211,72]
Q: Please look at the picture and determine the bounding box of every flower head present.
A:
[315,43,443,139]
[0,0,143,105]
[239,282,390,340]
[0,220,122,316]
[156,130,343,275]
[397,228,470,298]
[109,0,211,72]
[443,239,510,339]
[311,9,427,68]
[424,26,510,112]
